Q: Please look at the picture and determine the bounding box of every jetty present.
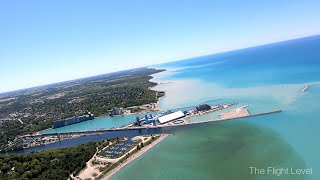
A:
[21,109,282,139]
[189,109,281,125]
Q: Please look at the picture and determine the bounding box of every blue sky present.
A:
[1,0,320,93]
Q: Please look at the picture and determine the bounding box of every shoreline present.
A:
[38,69,167,135]
[103,134,170,180]
[39,101,162,134]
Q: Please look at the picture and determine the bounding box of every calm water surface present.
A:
[112,36,320,180]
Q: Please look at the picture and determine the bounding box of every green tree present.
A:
[1,163,11,173]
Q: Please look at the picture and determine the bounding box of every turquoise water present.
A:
[112,35,320,180]
[43,114,137,134]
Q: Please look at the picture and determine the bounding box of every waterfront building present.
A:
[144,115,149,123]
[52,113,94,129]
[135,116,141,126]
[196,104,211,111]
[110,108,124,116]
[158,110,185,124]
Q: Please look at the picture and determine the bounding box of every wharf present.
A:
[21,109,282,139]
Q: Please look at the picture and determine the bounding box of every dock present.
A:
[21,109,282,139]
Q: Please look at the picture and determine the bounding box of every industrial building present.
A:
[134,114,156,126]
[133,110,186,126]
[110,108,124,116]
[53,113,94,129]
[196,104,211,111]
[158,110,185,124]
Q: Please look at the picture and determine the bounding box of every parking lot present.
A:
[103,140,136,159]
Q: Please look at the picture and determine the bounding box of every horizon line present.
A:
[1,33,319,95]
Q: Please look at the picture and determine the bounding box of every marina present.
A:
[75,134,169,180]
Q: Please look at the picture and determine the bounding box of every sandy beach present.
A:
[103,134,170,180]
[219,105,250,119]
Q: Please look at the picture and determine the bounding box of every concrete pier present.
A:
[22,109,282,139]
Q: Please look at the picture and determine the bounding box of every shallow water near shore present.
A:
[112,36,320,179]
[112,121,309,180]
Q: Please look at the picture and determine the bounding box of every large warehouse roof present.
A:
[158,111,185,124]
[196,104,211,111]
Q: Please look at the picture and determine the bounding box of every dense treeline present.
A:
[0,68,164,151]
[0,142,97,180]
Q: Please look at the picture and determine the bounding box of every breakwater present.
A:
[22,110,282,139]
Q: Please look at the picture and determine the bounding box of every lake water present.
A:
[112,35,320,180]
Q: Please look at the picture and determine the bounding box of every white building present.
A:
[158,111,185,124]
